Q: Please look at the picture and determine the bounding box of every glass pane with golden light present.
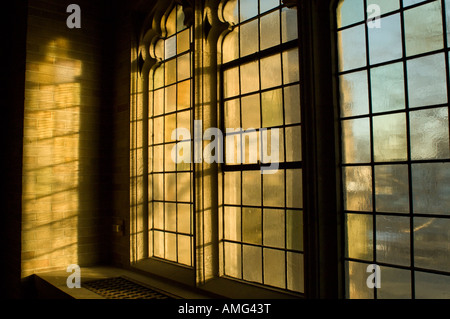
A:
[261,88,283,128]
[287,252,304,292]
[407,53,447,108]
[222,29,239,63]
[261,127,284,163]
[225,98,240,129]
[410,107,450,160]
[176,141,191,171]
[281,7,298,43]
[224,67,240,98]
[165,232,177,261]
[345,261,374,299]
[224,171,241,205]
[240,60,260,94]
[153,174,164,201]
[177,110,191,137]
[242,245,262,283]
[339,70,369,117]
[376,215,410,266]
[164,173,176,201]
[341,118,371,164]
[164,144,175,171]
[153,230,164,258]
[241,93,260,129]
[263,209,285,248]
[177,203,191,234]
[177,172,191,202]
[242,207,262,245]
[165,59,177,86]
[263,170,284,207]
[177,29,190,55]
[373,113,407,162]
[164,202,176,231]
[404,1,443,57]
[224,242,242,278]
[263,248,285,289]
[153,145,164,172]
[260,54,281,90]
[154,88,164,116]
[242,170,261,206]
[224,206,241,241]
[284,85,301,125]
[242,130,259,164]
[283,49,299,84]
[240,19,259,57]
[177,53,190,81]
[285,125,302,162]
[154,65,164,89]
[286,169,303,208]
[164,113,176,143]
[153,115,165,145]
[375,165,409,213]
[177,80,191,110]
[260,10,280,51]
[153,201,164,228]
[286,210,303,251]
[345,213,373,260]
[177,235,191,266]
[165,84,176,113]
[343,166,372,212]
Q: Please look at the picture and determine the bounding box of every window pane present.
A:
[224,206,241,241]
[164,144,175,171]
[343,166,372,212]
[339,70,369,117]
[241,60,260,94]
[368,14,402,65]
[281,7,298,43]
[240,0,258,22]
[370,62,405,113]
[337,0,364,28]
[338,25,366,72]
[261,54,281,90]
[165,232,177,261]
[165,59,176,85]
[263,170,284,207]
[177,235,191,266]
[242,207,262,245]
[286,210,303,251]
[177,203,191,234]
[242,245,262,283]
[177,53,190,81]
[165,36,176,60]
[224,67,240,98]
[224,171,241,205]
[154,65,164,89]
[153,202,164,228]
[407,53,447,108]
[165,84,176,113]
[414,217,450,272]
[164,202,176,231]
[261,88,283,127]
[263,248,285,289]
[177,29,190,54]
[412,163,450,215]
[225,242,242,278]
[260,11,280,51]
[284,85,301,125]
[153,173,163,200]
[367,0,399,15]
[263,209,284,248]
[404,1,443,56]
[225,98,240,129]
[345,213,373,260]
[415,271,450,299]
[177,172,191,202]
[153,230,164,258]
[177,80,191,110]
[286,169,302,208]
[410,107,450,160]
[285,125,302,162]
[373,113,407,162]
[176,5,186,32]
[377,266,411,299]
[240,19,259,57]
[341,118,371,164]
[153,116,164,145]
[153,145,164,172]
[154,88,164,116]
[241,93,260,129]
[223,29,239,63]
[376,215,410,266]
[283,49,299,84]
[260,0,279,13]
[375,165,409,213]
[164,173,176,201]
[165,114,176,143]
[287,252,304,293]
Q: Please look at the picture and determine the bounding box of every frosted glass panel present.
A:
[153,145,164,172]
[339,70,369,117]
[241,93,260,129]
[337,0,364,28]
[376,215,410,266]
[263,248,285,288]
[260,10,280,51]
[263,209,285,248]
[285,125,302,162]
[242,207,262,245]
[164,173,176,201]
[341,118,371,164]
[177,235,191,266]
[224,67,240,98]
[223,29,239,63]
[177,172,190,202]
[410,107,450,160]
[375,165,409,213]
[346,261,374,299]
[177,203,191,234]
[153,230,164,258]
[154,88,164,116]
[224,207,241,241]
[243,245,262,283]
[343,166,372,212]
[153,202,164,229]
[225,98,240,129]
[165,59,176,85]
[263,170,284,207]
[240,19,258,57]
[177,53,190,81]
[286,210,303,251]
[241,61,260,94]
[164,203,176,231]
[153,117,164,145]
[377,266,411,299]
[164,114,176,142]
[281,7,298,43]
[404,1,443,56]
[284,85,301,125]
[368,14,402,64]
[338,25,366,71]
[260,54,282,90]
[371,63,405,113]
[367,0,399,15]
[242,170,261,205]
[177,29,190,54]
[223,0,238,25]
[165,36,176,60]
[261,88,283,128]
[412,163,450,215]
[287,252,304,293]
[373,113,407,162]
[345,213,373,260]
[415,271,450,299]
[286,169,303,208]
[407,53,447,108]
[414,217,450,272]
[165,232,177,261]
[225,242,242,278]
[283,49,299,84]
[240,0,258,22]
[164,144,175,171]
[165,84,176,113]
[260,0,279,13]
[153,174,163,201]
[224,171,241,205]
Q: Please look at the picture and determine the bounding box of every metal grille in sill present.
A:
[82,276,175,299]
